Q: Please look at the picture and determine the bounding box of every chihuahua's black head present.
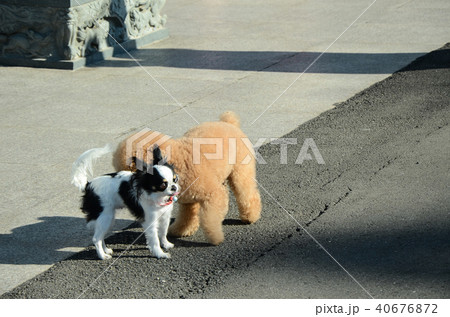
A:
[134,145,179,198]
[136,166,177,193]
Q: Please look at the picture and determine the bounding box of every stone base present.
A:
[0,0,168,70]
[0,28,168,70]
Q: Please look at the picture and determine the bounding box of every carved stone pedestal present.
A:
[0,0,168,69]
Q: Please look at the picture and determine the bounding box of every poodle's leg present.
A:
[168,202,201,237]
[228,165,262,224]
[200,187,229,245]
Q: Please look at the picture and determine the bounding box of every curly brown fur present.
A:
[112,111,262,245]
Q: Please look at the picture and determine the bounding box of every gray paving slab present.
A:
[0,0,449,295]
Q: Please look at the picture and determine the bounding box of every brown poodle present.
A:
[112,111,262,245]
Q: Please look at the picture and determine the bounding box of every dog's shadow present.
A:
[71,219,219,260]
[0,215,246,263]
[222,219,247,226]
[74,217,246,260]
[0,216,131,265]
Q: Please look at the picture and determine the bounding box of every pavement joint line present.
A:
[72,0,200,125]
[254,177,375,299]
[305,187,353,226]
[249,0,378,126]
[76,177,200,299]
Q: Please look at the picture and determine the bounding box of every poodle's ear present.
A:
[152,145,167,165]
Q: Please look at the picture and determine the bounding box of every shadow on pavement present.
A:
[0,216,132,265]
[89,48,442,74]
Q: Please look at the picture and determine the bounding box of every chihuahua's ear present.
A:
[135,164,146,174]
[152,145,167,165]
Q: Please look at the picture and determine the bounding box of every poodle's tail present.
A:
[219,111,240,128]
[71,144,113,191]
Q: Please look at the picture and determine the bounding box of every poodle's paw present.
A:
[239,196,262,224]
[168,224,198,237]
[104,247,114,255]
[240,212,261,224]
[205,231,224,246]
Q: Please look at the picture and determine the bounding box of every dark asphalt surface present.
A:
[2,43,449,299]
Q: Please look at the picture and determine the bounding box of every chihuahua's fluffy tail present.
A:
[219,111,240,128]
[71,144,113,191]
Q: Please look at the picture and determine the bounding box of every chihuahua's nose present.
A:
[171,185,178,192]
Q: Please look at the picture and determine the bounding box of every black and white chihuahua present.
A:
[71,145,179,260]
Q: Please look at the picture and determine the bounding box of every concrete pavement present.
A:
[0,0,449,295]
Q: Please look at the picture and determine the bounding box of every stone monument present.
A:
[0,0,168,69]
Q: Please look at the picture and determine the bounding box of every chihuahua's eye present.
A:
[173,174,178,183]
[160,182,168,190]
